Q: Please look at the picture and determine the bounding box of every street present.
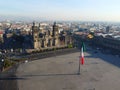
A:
[16,47,120,90]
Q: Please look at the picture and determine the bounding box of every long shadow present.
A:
[0,64,21,90]
[0,73,79,81]
[21,73,79,77]
[0,77,26,80]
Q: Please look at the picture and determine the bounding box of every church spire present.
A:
[52,22,58,37]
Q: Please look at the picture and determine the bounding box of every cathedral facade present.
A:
[32,22,72,50]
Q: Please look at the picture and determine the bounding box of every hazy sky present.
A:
[1,0,120,21]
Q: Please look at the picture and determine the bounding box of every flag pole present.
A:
[78,56,80,75]
[78,44,81,75]
[78,42,85,75]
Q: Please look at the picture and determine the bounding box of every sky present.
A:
[1,0,120,21]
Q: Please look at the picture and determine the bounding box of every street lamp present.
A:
[1,59,4,71]
[1,59,4,62]
[0,58,4,72]
[0,51,5,72]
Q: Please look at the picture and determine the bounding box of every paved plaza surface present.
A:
[16,48,120,90]
[0,65,18,90]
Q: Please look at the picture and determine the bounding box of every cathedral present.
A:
[32,22,73,50]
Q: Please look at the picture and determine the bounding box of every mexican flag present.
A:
[80,42,85,65]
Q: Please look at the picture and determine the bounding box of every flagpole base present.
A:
[77,72,80,75]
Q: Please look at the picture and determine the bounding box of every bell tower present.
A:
[52,22,59,46]
[52,22,59,37]
[32,22,39,49]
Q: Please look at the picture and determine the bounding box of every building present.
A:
[93,35,120,52]
[0,30,4,42]
[106,26,110,33]
[0,30,4,50]
[32,22,73,50]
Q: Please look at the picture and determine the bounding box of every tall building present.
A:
[106,26,110,33]
[32,22,40,49]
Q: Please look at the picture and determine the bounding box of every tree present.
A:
[11,34,25,49]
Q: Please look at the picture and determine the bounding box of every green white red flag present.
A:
[81,46,84,65]
[80,42,85,65]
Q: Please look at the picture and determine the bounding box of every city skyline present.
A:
[1,0,120,22]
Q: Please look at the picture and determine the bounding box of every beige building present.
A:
[32,22,73,50]
[0,30,4,43]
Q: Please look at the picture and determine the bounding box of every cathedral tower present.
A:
[52,22,59,37]
[32,22,39,49]
[52,22,59,46]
